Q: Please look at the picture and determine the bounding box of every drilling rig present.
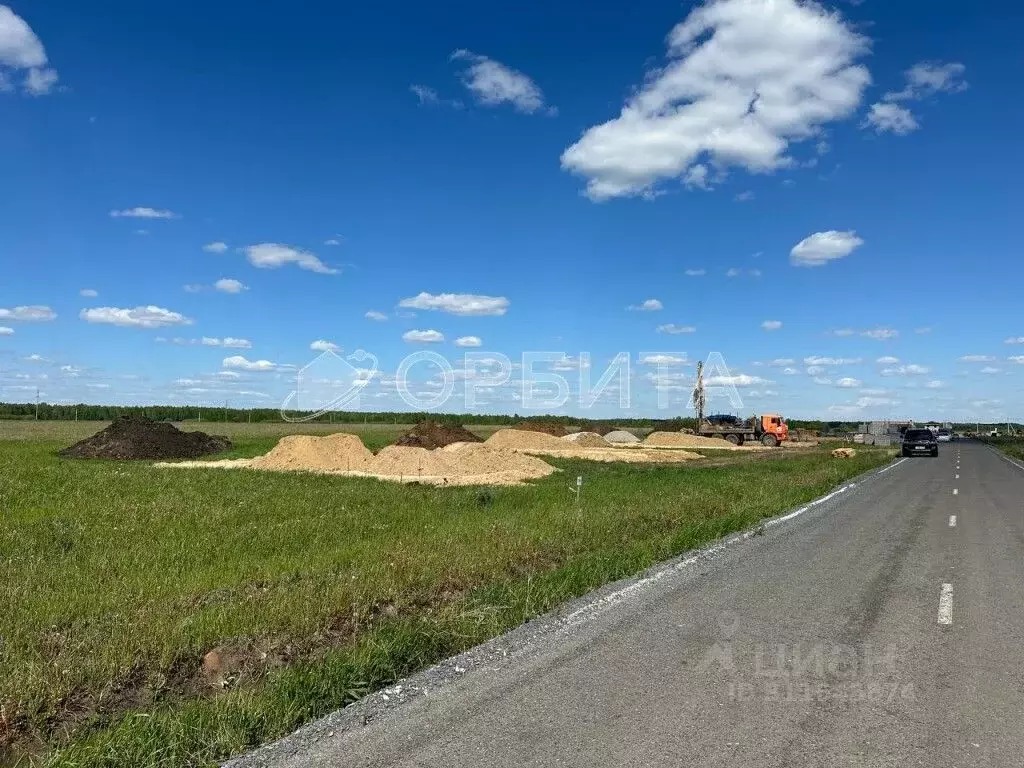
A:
[690,360,788,446]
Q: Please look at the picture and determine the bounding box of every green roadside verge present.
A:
[0,439,891,768]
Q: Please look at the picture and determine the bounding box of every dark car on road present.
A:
[902,428,939,457]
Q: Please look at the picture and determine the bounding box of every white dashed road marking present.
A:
[949,515,957,527]
[953,488,959,496]
[938,583,954,626]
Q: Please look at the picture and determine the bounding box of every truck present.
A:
[691,361,789,446]
[696,413,789,446]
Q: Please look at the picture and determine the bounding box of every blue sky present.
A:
[1,0,1023,421]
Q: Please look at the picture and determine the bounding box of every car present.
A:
[936,428,953,442]
[902,428,939,457]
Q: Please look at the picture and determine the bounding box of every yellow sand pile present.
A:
[563,431,612,448]
[250,433,373,472]
[484,429,702,464]
[643,431,737,449]
[157,433,557,486]
[485,429,568,450]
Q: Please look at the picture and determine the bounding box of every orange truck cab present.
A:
[761,414,789,445]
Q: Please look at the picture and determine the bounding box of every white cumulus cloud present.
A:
[790,231,863,267]
[884,61,967,102]
[629,299,664,312]
[881,364,930,376]
[223,355,279,372]
[836,377,861,388]
[864,61,966,137]
[244,243,337,274]
[398,292,509,316]
[0,326,12,335]
[0,6,59,96]
[862,328,898,340]
[365,310,388,321]
[454,336,482,348]
[310,340,341,352]
[214,278,247,294]
[80,305,193,329]
[684,269,706,277]
[559,0,870,200]
[705,373,770,387]
[79,288,98,298]
[876,356,900,364]
[450,49,551,114]
[862,103,918,135]
[201,337,251,349]
[109,207,179,219]
[203,241,228,254]
[639,354,688,366]
[657,324,696,334]
[0,305,56,322]
[959,354,994,362]
[403,329,445,344]
[804,356,861,366]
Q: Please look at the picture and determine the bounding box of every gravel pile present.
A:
[563,432,611,448]
[603,430,641,444]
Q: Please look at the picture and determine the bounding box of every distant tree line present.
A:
[3,401,995,433]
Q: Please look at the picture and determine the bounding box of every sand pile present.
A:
[484,429,701,464]
[250,433,374,472]
[395,420,483,450]
[369,445,451,476]
[511,421,569,436]
[159,433,557,486]
[604,429,641,444]
[563,431,611,448]
[485,429,569,450]
[59,415,231,460]
[643,431,737,449]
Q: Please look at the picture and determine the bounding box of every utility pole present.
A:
[692,361,706,429]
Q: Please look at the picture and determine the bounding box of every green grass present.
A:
[983,435,1024,461]
[0,422,892,767]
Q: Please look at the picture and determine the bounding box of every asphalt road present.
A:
[231,441,1024,768]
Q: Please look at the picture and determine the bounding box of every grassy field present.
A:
[0,422,892,767]
[983,435,1024,461]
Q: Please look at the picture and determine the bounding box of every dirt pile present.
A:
[643,431,737,450]
[563,431,611,448]
[394,420,483,450]
[251,433,374,472]
[59,416,231,460]
[485,429,569,450]
[604,429,641,444]
[831,447,857,459]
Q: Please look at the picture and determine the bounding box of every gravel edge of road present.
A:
[223,455,901,768]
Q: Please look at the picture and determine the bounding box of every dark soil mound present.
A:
[394,420,483,450]
[59,416,232,460]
